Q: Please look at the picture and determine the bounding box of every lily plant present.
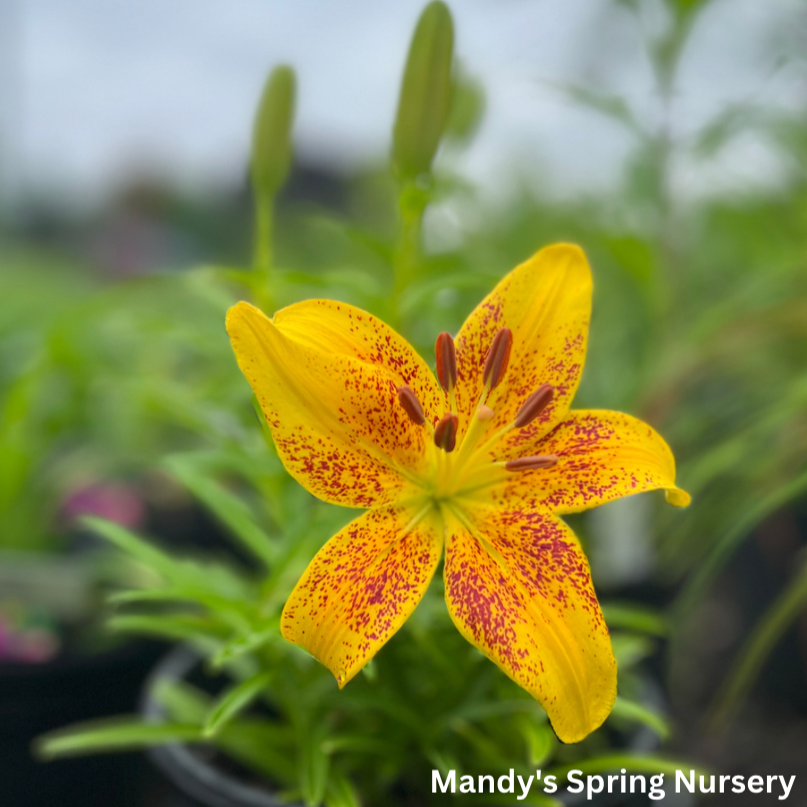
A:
[226,242,689,744]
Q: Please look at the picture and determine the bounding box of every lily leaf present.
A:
[203,671,272,737]
[35,720,202,760]
[164,454,277,567]
[610,696,670,740]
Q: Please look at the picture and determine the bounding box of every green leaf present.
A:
[320,734,394,757]
[107,614,226,647]
[517,719,556,766]
[82,515,185,582]
[610,634,654,669]
[299,724,330,807]
[602,602,668,636]
[203,671,272,737]
[35,720,202,760]
[152,680,210,725]
[108,587,254,633]
[610,696,670,740]
[210,620,281,668]
[165,454,276,566]
[711,553,807,727]
[675,467,807,618]
[324,770,361,807]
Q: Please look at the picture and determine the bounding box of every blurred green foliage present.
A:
[3,0,806,801]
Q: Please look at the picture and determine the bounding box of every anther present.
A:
[435,332,458,394]
[505,455,559,471]
[397,385,425,425]
[513,384,554,428]
[482,328,513,391]
[434,413,459,452]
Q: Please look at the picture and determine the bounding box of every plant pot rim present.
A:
[140,644,292,807]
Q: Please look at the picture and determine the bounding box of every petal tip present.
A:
[666,487,691,508]
[551,669,617,744]
[225,300,271,332]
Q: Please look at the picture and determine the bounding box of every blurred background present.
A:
[1,1,806,806]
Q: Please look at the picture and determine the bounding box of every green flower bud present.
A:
[251,65,296,199]
[392,1,454,180]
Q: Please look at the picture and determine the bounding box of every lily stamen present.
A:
[434,413,458,452]
[466,384,557,467]
[482,327,512,393]
[514,384,554,428]
[397,385,425,426]
[435,332,457,392]
[435,331,458,414]
[504,454,559,471]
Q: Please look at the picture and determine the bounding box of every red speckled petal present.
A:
[227,301,444,507]
[443,506,616,743]
[272,299,446,420]
[281,505,443,686]
[491,409,690,513]
[454,244,591,442]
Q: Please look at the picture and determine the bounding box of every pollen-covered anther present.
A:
[434,413,459,452]
[505,454,559,471]
[397,385,425,425]
[482,328,513,391]
[435,332,458,394]
[513,384,554,428]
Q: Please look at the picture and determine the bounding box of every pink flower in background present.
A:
[62,481,146,530]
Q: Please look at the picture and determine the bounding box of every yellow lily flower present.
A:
[226,243,689,743]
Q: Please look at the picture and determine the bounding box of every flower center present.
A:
[397,329,558,509]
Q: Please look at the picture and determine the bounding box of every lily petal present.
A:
[443,506,616,743]
[281,504,442,686]
[491,409,690,513]
[227,301,444,507]
[454,244,591,441]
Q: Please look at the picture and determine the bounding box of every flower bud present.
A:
[251,65,296,199]
[392,1,454,179]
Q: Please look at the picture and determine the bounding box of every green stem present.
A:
[253,192,274,311]
[392,181,426,330]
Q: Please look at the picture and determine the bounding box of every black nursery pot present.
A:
[140,645,293,807]
[1,637,162,807]
[0,550,163,807]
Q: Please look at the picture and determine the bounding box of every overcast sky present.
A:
[0,0,802,208]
